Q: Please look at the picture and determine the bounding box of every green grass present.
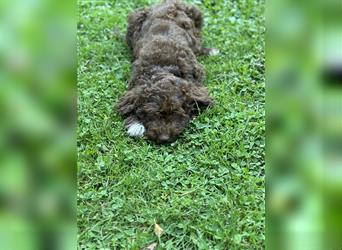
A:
[78,0,265,249]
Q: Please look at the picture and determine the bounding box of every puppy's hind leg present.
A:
[200,47,220,56]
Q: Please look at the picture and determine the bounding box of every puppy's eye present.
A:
[136,111,144,118]
[159,111,168,116]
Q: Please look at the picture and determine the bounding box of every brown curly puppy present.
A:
[117,0,219,144]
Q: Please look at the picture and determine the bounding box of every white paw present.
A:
[127,122,145,137]
[209,48,220,56]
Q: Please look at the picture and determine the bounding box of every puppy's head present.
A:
[117,74,212,144]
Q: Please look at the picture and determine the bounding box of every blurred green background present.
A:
[0,0,75,249]
[267,0,342,249]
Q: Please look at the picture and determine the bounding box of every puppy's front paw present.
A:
[208,48,220,56]
[127,122,145,137]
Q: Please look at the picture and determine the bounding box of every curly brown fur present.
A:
[117,0,217,144]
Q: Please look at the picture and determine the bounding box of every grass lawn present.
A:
[78,0,265,249]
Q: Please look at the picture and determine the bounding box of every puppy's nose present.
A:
[158,134,170,143]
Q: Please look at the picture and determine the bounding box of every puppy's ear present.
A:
[116,88,141,116]
[187,85,213,108]
[126,8,150,48]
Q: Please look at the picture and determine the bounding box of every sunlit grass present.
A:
[78,0,265,248]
